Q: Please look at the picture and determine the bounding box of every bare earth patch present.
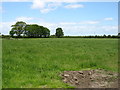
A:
[60,69,118,88]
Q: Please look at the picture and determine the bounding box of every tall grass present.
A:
[2,38,118,88]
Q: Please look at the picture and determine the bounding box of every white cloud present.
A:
[0,16,34,34]
[0,21,16,35]
[64,4,84,8]
[63,25,118,36]
[59,21,99,25]
[15,17,33,22]
[104,17,113,21]
[30,0,117,13]
[4,0,113,13]
[31,0,62,13]
[31,0,45,9]
[101,26,118,31]
[79,21,99,24]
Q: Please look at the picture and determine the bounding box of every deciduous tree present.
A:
[11,21,26,37]
[55,28,64,38]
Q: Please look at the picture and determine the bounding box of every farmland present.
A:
[2,38,118,88]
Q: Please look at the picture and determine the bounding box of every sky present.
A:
[0,0,119,36]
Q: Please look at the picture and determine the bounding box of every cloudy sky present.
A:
[0,0,118,36]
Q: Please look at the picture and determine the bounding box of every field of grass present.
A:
[0,39,2,89]
[2,38,118,88]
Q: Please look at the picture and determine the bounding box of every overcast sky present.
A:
[0,0,118,36]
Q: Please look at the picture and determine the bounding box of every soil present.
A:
[60,69,118,88]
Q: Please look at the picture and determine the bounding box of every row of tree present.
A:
[9,21,64,38]
[62,35,119,38]
[8,21,120,38]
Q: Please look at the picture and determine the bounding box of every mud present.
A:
[60,69,118,88]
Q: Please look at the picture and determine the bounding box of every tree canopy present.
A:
[10,21,26,37]
[55,28,64,38]
[10,21,50,38]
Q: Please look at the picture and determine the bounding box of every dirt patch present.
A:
[60,69,118,88]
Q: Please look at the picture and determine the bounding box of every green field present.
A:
[2,38,118,88]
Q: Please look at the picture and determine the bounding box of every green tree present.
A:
[42,27,50,37]
[39,26,44,37]
[10,21,50,38]
[103,34,106,38]
[11,21,26,37]
[55,28,64,38]
[9,29,15,37]
[24,24,39,37]
[108,35,111,38]
[24,24,50,38]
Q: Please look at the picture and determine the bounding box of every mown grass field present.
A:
[2,38,118,88]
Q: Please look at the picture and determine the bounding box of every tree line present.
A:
[9,21,64,38]
[62,35,119,38]
[1,21,119,38]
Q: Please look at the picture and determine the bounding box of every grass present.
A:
[2,38,118,88]
[0,38,2,89]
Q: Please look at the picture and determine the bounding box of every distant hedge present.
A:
[62,35,119,38]
[1,35,119,38]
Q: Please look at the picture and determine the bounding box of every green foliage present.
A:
[9,30,15,37]
[55,28,64,38]
[11,21,26,37]
[10,21,50,38]
[2,38,118,88]
[0,38,1,89]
